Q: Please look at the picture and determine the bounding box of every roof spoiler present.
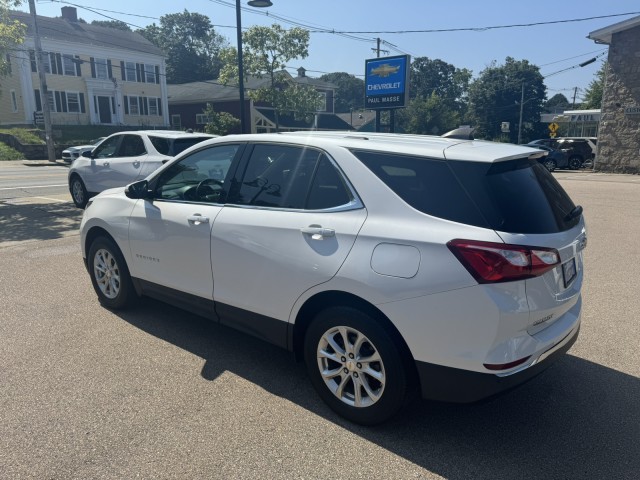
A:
[441,126,475,140]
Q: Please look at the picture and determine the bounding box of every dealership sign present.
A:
[365,55,410,109]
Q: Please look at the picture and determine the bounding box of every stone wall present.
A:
[596,25,640,173]
[0,133,70,160]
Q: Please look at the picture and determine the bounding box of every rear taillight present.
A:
[447,239,560,284]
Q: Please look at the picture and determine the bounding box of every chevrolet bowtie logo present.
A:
[370,64,400,78]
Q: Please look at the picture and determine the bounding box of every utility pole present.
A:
[572,87,578,108]
[28,0,56,162]
[517,82,525,144]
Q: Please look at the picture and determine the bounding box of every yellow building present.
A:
[1,7,168,128]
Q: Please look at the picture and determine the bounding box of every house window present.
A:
[10,90,18,112]
[62,55,76,76]
[317,92,327,112]
[95,58,108,79]
[66,92,80,113]
[128,96,140,115]
[47,91,56,112]
[125,61,136,82]
[42,53,52,74]
[144,64,156,83]
[171,114,181,129]
[196,114,211,124]
[148,97,159,116]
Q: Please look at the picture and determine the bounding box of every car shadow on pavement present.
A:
[116,298,639,480]
[0,202,81,244]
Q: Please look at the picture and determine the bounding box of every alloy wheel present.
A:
[316,325,386,408]
[93,248,121,299]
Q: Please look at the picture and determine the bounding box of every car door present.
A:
[81,134,122,192]
[211,143,367,340]
[92,134,148,191]
[127,143,242,303]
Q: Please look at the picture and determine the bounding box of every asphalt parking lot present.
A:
[0,165,638,479]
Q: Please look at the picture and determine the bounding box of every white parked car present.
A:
[79,132,586,424]
[61,137,105,163]
[68,130,215,208]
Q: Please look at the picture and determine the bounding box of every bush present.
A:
[0,128,44,144]
[0,142,23,160]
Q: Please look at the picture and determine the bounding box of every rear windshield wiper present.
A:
[564,205,583,222]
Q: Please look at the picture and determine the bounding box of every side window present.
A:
[92,135,121,159]
[155,144,239,203]
[306,156,352,209]
[118,135,146,157]
[352,149,488,227]
[231,144,321,209]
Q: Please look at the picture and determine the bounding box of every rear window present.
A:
[449,157,579,233]
[171,137,211,155]
[149,136,211,156]
[352,150,579,234]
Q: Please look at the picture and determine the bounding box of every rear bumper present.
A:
[416,324,580,403]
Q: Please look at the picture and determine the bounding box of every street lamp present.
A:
[236,0,273,134]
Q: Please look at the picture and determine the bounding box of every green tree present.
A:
[219,24,321,130]
[467,57,546,143]
[545,93,570,113]
[0,1,26,82]
[582,61,606,110]
[397,93,460,135]
[138,10,227,84]
[319,72,364,113]
[202,104,240,135]
[91,20,131,31]
[410,57,471,116]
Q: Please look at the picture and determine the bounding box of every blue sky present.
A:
[24,0,640,104]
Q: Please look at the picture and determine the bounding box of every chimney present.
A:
[297,67,306,78]
[61,6,78,22]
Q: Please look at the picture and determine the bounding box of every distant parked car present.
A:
[61,137,105,163]
[524,143,568,171]
[528,137,597,169]
[68,130,215,208]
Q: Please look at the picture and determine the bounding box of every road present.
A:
[0,162,638,479]
[0,160,70,203]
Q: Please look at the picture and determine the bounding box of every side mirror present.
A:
[125,180,152,200]
[81,150,92,158]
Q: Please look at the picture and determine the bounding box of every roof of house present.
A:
[10,10,164,57]
[255,108,353,131]
[168,71,336,104]
[588,14,640,44]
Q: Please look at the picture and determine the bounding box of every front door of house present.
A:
[97,96,112,124]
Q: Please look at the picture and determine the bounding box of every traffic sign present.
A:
[550,132,557,138]
[549,122,559,133]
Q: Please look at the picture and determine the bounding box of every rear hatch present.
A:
[447,154,586,333]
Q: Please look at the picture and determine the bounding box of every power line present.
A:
[322,12,640,34]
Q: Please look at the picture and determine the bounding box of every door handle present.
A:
[103,161,109,167]
[301,226,335,240]
[133,161,140,168]
[187,214,210,225]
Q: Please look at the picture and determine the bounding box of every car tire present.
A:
[543,159,557,172]
[88,236,136,310]
[304,306,408,425]
[568,155,583,170]
[70,174,88,209]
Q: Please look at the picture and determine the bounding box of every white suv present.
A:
[68,130,214,208]
[79,132,586,425]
